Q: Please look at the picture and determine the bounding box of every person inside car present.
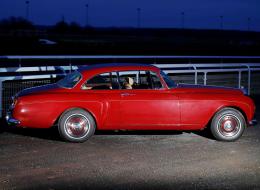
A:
[123,77,134,89]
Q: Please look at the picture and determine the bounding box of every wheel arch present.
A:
[226,106,248,123]
[52,107,99,129]
[205,105,248,129]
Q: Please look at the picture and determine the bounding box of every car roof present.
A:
[78,63,159,75]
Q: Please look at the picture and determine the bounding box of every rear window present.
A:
[57,71,82,88]
[82,72,118,90]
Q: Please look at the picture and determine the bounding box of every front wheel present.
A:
[58,108,96,143]
[210,108,246,142]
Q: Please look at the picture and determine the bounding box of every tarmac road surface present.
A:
[0,98,259,190]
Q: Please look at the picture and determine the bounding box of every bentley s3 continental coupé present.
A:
[6,63,257,142]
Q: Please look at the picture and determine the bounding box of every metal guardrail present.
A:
[2,55,260,59]
[154,63,260,95]
[1,55,260,117]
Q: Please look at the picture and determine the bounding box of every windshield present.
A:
[160,71,176,88]
[57,71,82,88]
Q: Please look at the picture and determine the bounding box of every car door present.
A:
[118,70,180,129]
[81,71,121,129]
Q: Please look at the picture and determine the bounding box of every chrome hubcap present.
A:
[224,121,233,131]
[217,114,241,137]
[65,114,90,139]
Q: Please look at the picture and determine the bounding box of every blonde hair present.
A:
[124,77,134,89]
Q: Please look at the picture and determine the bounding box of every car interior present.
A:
[82,70,163,90]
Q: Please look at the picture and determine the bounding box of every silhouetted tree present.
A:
[53,20,69,33]
[52,20,84,34]
[69,22,82,33]
[0,17,34,30]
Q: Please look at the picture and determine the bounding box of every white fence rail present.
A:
[154,63,260,94]
[1,55,260,116]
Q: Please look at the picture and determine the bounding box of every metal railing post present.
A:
[204,72,207,85]
[69,58,72,73]
[248,67,251,95]
[19,58,21,68]
[243,64,251,95]
[193,66,197,85]
[238,71,241,88]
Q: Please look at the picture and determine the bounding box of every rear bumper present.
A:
[249,119,258,127]
[5,112,20,126]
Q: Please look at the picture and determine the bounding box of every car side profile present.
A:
[6,63,257,142]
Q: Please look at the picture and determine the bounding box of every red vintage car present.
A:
[6,63,257,142]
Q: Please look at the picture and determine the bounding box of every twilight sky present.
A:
[0,0,259,31]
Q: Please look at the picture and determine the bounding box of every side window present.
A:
[150,71,163,89]
[82,72,119,90]
[118,70,163,90]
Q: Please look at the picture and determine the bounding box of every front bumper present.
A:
[6,112,20,126]
[249,119,258,127]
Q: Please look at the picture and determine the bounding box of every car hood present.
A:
[17,83,62,97]
[175,83,244,95]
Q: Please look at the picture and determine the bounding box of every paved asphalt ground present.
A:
[0,97,260,190]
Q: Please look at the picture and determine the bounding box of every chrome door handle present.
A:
[121,93,136,97]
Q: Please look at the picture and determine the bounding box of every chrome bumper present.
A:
[6,112,20,125]
[249,119,258,127]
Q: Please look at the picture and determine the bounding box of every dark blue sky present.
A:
[1,0,259,31]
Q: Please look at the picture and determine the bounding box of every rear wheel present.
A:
[211,108,246,142]
[58,108,96,142]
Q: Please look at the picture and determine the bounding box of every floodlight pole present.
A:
[181,12,185,29]
[137,8,141,28]
[220,15,223,30]
[85,4,89,27]
[247,17,251,31]
[25,1,30,20]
